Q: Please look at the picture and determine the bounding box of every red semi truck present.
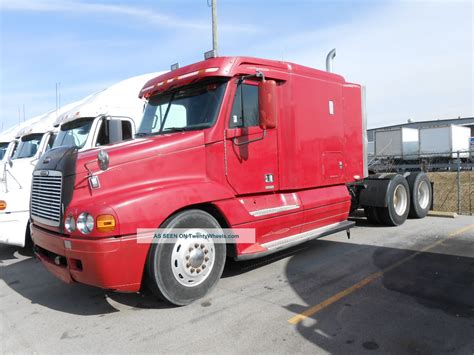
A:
[30,54,431,305]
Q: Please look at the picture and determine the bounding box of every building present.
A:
[367,117,474,142]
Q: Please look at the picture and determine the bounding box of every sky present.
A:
[0,0,472,131]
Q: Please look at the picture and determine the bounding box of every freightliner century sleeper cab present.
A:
[0,108,76,247]
[52,73,164,152]
[31,54,432,305]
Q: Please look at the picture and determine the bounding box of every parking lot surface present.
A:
[1,215,473,354]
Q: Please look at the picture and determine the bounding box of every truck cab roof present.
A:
[140,56,347,99]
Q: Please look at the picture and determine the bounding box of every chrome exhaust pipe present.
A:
[326,48,336,73]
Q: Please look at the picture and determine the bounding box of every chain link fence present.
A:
[367,150,474,215]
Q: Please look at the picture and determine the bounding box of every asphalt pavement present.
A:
[1,215,473,354]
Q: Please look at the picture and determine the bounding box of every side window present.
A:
[96,119,134,146]
[229,83,259,128]
[121,121,132,140]
[45,133,56,151]
[96,121,109,146]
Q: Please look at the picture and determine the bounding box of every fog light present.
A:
[96,215,116,232]
[0,200,6,211]
[77,212,94,234]
[65,215,76,233]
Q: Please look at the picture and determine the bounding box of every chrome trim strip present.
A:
[236,220,355,261]
[249,204,300,217]
[33,170,62,177]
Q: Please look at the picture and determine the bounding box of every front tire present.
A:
[378,175,410,226]
[146,209,226,306]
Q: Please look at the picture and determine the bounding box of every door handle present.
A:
[232,130,267,146]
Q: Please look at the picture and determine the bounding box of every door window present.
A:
[229,83,259,128]
[96,119,133,146]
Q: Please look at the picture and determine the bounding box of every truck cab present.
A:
[31,56,430,305]
[52,72,164,151]
[0,73,163,248]
[0,111,63,246]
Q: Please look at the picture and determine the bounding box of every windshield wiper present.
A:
[135,132,151,137]
[162,127,187,133]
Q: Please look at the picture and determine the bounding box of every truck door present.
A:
[225,80,279,195]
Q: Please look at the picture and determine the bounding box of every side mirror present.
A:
[258,79,278,130]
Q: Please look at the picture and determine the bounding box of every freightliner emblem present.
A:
[40,170,49,177]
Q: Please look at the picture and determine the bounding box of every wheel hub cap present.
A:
[189,248,205,268]
[170,229,215,287]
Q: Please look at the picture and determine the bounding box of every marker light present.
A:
[65,215,76,233]
[96,215,116,233]
[77,212,94,234]
[0,200,6,211]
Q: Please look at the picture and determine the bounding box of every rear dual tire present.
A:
[364,175,410,226]
[406,172,432,219]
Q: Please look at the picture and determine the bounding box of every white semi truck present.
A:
[0,107,77,246]
[0,72,163,247]
[52,72,163,151]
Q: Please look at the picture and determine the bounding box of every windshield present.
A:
[138,80,227,136]
[53,117,94,149]
[12,133,43,159]
[0,143,8,160]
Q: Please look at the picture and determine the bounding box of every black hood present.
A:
[35,146,78,177]
[33,146,79,231]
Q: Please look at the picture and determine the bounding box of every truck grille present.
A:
[31,170,63,227]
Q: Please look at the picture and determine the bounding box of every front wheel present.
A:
[146,209,226,306]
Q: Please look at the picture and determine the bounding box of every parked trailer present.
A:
[31,53,432,305]
[374,127,419,160]
[419,125,471,159]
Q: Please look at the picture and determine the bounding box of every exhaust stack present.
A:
[326,48,336,73]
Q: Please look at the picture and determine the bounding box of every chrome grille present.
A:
[31,170,62,227]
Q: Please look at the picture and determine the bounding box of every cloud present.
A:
[0,0,259,33]
[248,1,473,128]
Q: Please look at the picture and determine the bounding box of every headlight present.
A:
[77,212,94,234]
[65,215,76,232]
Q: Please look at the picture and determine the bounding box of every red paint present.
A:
[32,56,364,292]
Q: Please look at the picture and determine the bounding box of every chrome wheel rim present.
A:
[417,181,430,210]
[393,184,408,216]
[170,229,215,287]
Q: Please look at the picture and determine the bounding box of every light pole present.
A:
[209,0,218,55]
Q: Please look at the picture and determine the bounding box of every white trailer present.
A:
[374,127,419,160]
[419,125,471,159]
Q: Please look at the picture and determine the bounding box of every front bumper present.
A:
[0,211,29,247]
[31,223,150,292]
